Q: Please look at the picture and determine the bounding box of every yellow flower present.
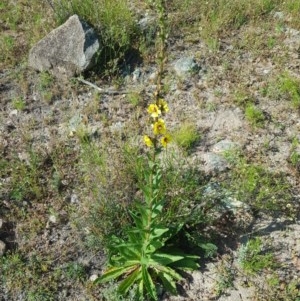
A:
[143,135,153,147]
[153,119,166,135]
[161,134,172,147]
[158,99,169,113]
[147,104,161,118]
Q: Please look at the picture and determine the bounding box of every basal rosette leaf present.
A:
[150,252,184,266]
[170,255,200,270]
[153,265,183,282]
[142,265,157,300]
[118,266,142,295]
[110,243,142,263]
[95,264,138,284]
[157,271,177,295]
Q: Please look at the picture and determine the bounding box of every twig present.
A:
[76,77,129,95]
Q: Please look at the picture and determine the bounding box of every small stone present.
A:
[0,240,6,256]
[138,14,156,35]
[132,68,142,82]
[223,197,250,212]
[69,114,84,133]
[49,215,57,224]
[173,57,199,77]
[212,139,237,154]
[0,218,2,229]
[70,194,79,204]
[274,11,284,20]
[18,152,30,164]
[9,109,18,117]
[201,152,228,174]
[89,274,98,282]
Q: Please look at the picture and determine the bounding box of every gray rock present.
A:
[29,15,100,77]
[173,57,199,77]
[68,113,84,133]
[211,108,244,134]
[0,218,2,229]
[132,68,142,82]
[0,240,6,256]
[274,11,284,20]
[138,14,156,33]
[212,139,237,154]
[203,183,253,228]
[202,152,228,174]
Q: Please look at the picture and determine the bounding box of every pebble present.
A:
[273,11,284,20]
[132,68,142,82]
[173,57,199,77]
[9,110,18,117]
[212,139,237,154]
[0,240,6,256]
[49,215,57,224]
[89,274,98,282]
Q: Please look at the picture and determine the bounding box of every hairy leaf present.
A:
[154,265,182,281]
[150,252,184,265]
[170,257,200,270]
[95,265,137,284]
[158,271,178,295]
[142,265,157,300]
[118,266,142,295]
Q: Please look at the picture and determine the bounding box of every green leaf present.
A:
[114,244,142,260]
[129,210,144,229]
[127,229,145,245]
[95,265,137,284]
[151,203,164,218]
[150,252,184,266]
[147,240,165,253]
[118,266,142,295]
[170,257,200,270]
[160,224,184,242]
[150,226,169,239]
[158,271,178,295]
[134,203,151,227]
[142,265,157,300]
[154,265,182,281]
[137,278,144,300]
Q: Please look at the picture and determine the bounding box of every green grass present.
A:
[172,122,201,152]
[0,0,54,67]
[1,252,60,300]
[238,237,276,274]
[225,151,295,216]
[278,72,300,109]
[245,104,265,128]
[11,97,26,111]
[289,137,300,169]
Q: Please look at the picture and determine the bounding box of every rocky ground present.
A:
[1,4,300,301]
